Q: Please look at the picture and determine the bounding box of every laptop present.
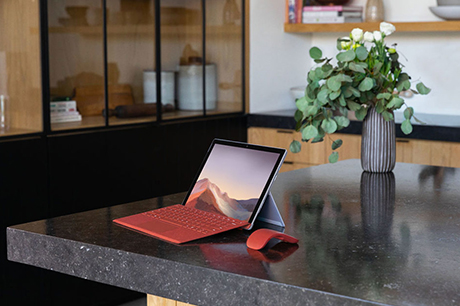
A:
[113,139,286,244]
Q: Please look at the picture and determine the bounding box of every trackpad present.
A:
[139,221,179,233]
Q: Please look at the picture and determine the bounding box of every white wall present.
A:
[250,0,460,116]
[249,0,312,113]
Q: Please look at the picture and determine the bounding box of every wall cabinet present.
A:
[248,127,361,171]
[249,127,460,170]
[1,0,247,305]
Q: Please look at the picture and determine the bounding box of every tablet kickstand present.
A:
[255,192,285,228]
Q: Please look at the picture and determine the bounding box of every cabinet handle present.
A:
[277,130,294,134]
[396,139,410,143]
[283,161,294,165]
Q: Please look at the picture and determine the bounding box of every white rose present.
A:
[363,31,374,42]
[351,28,364,42]
[380,22,396,36]
[340,37,352,49]
[373,31,382,42]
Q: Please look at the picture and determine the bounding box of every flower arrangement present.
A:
[291,22,431,163]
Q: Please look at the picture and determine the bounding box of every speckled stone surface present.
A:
[248,109,460,142]
[8,160,460,306]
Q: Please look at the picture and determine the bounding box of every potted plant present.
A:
[291,22,430,172]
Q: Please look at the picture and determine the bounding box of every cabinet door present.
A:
[396,138,460,168]
[48,0,106,131]
[0,0,42,137]
[248,127,327,171]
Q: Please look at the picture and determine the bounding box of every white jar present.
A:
[177,64,217,111]
[143,71,175,105]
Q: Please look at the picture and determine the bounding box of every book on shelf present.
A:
[50,113,82,123]
[286,0,303,24]
[50,100,77,109]
[302,5,363,12]
[303,10,362,18]
[50,106,77,113]
[303,16,363,24]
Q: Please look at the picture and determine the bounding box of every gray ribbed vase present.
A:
[361,107,396,173]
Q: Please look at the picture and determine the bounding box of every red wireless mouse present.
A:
[246,228,299,250]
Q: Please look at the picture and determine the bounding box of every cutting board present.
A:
[74,84,134,116]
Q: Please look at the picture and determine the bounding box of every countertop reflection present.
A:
[8,160,460,306]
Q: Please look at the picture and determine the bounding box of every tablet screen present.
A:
[183,139,286,224]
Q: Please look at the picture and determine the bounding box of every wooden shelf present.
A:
[0,127,42,138]
[45,24,242,36]
[284,21,460,33]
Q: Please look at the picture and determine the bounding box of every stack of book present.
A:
[50,100,82,123]
[302,5,363,24]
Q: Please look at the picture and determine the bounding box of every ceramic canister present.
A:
[177,64,217,110]
[143,71,175,105]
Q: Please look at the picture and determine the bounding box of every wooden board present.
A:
[74,84,134,116]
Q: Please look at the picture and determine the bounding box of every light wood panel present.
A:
[0,0,42,135]
[249,127,460,169]
[147,294,194,306]
[396,138,460,168]
[284,21,460,33]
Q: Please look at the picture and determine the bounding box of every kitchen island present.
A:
[7,160,460,305]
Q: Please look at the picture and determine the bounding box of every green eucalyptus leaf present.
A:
[336,74,353,83]
[376,93,392,100]
[387,96,404,109]
[306,105,319,117]
[355,46,369,61]
[309,47,323,60]
[329,90,341,101]
[294,109,303,122]
[404,107,414,120]
[331,139,343,150]
[416,82,431,95]
[355,106,368,120]
[334,116,350,129]
[317,88,330,105]
[311,137,324,143]
[321,118,338,134]
[375,100,385,113]
[295,97,308,112]
[339,94,347,107]
[343,87,353,98]
[322,63,333,72]
[349,62,366,73]
[382,111,394,121]
[314,58,326,64]
[302,125,319,140]
[327,77,341,92]
[347,100,361,111]
[401,119,413,135]
[328,152,339,163]
[358,77,374,92]
[337,49,356,62]
[289,140,302,153]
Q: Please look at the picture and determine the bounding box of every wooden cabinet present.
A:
[248,127,361,171]
[396,138,460,168]
[249,127,460,170]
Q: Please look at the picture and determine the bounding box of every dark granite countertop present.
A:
[7,160,460,306]
[248,109,460,142]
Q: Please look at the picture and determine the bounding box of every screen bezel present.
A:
[180,138,287,227]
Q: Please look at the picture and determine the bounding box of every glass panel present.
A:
[161,0,204,120]
[107,0,157,126]
[206,0,243,115]
[0,0,42,137]
[48,0,105,131]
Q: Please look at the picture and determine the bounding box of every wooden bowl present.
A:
[65,6,88,19]
[315,0,351,5]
